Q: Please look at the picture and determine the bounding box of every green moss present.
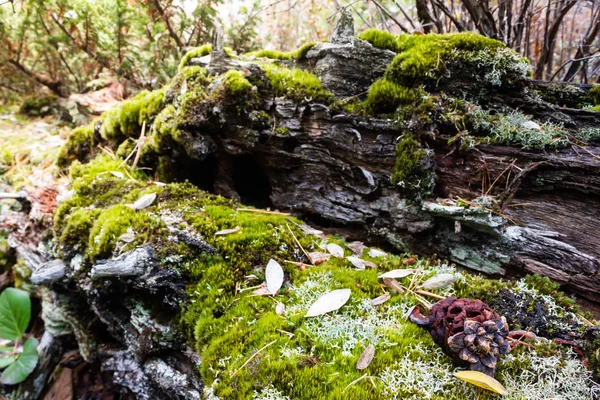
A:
[57,123,96,168]
[223,70,255,98]
[249,42,317,61]
[261,63,334,103]
[384,32,529,88]
[18,94,58,117]
[363,79,425,114]
[357,29,399,52]
[101,89,165,142]
[179,44,212,70]
[590,85,600,105]
[87,204,160,261]
[0,234,15,273]
[391,134,434,200]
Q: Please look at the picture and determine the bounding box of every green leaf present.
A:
[0,338,39,385]
[0,355,17,369]
[0,288,31,341]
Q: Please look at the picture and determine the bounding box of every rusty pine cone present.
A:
[410,297,510,376]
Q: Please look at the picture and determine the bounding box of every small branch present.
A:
[237,208,291,216]
[286,223,312,264]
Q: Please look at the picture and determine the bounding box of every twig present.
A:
[484,160,517,196]
[0,192,27,200]
[230,340,276,377]
[415,289,445,300]
[132,120,146,168]
[284,260,313,269]
[286,223,312,264]
[237,208,291,216]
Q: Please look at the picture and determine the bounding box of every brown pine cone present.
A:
[410,297,510,376]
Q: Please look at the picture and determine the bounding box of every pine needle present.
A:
[230,340,276,377]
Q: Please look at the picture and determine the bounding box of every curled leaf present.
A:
[378,269,414,279]
[420,273,455,290]
[119,229,136,243]
[215,226,241,236]
[305,289,351,317]
[252,286,271,296]
[382,278,404,294]
[369,293,390,306]
[368,248,387,258]
[357,345,375,370]
[128,193,156,210]
[364,260,377,269]
[346,256,366,270]
[299,224,325,238]
[347,241,367,255]
[326,243,345,258]
[307,252,331,265]
[275,302,285,315]
[453,371,507,396]
[265,259,284,295]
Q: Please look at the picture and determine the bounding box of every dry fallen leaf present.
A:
[453,371,507,396]
[347,241,367,255]
[346,256,366,270]
[369,293,391,306]
[305,289,351,317]
[110,171,125,179]
[275,302,285,315]
[252,286,271,296]
[357,345,375,370]
[364,260,377,269]
[308,252,331,265]
[382,278,404,294]
[368,248,387,258]
[265,259,284,295]
[299,224,325,238]
[326,243,345,258]
[118,229,136,243]
[128,192,156,210]
[420,273,455,290]
[378,269,414,279]
[215,226,241,236]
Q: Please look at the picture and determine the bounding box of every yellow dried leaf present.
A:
[454,371,507,396]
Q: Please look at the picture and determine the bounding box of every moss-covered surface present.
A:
[18,95,59,117]
[591,85,600,111]
[247,42,317,62]
[261,63,334,103]
[52,154,599,399]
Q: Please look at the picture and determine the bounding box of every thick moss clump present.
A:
[179,44,213,70]
[591,85,600,110]
[391,134,434,200]
[57,123,96,167]
[364,79,426,114]
[261,63,334,103]
[101,89,165,142]
[18,94,59,117]
[248,42,317,61]
[357,29,399,52]
[379,32,530,88]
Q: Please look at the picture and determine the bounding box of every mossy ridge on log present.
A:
[56,26,600,305]
[49,155,598,399]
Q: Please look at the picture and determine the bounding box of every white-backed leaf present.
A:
[347,241,366,255]
[346,256,366,270]
[420,273,455,290]
[152,181,167,187]
[275,303,285,315]
[453,371,507,396]
[364,260,377,269]
[308,252,330,265]
[110,171,125,179]
[382,278,404,294]
[369,293,390,306]
[215,226,241,236]
[305,289,351,317]
[326,243,344,258]
[265,259,284,295]
[368,248,387,258]
[119,229,136,243]
[378,269,414,279]
[357,345,375,370]
[129,193,156,210]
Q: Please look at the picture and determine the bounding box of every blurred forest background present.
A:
[0,0,598,102]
